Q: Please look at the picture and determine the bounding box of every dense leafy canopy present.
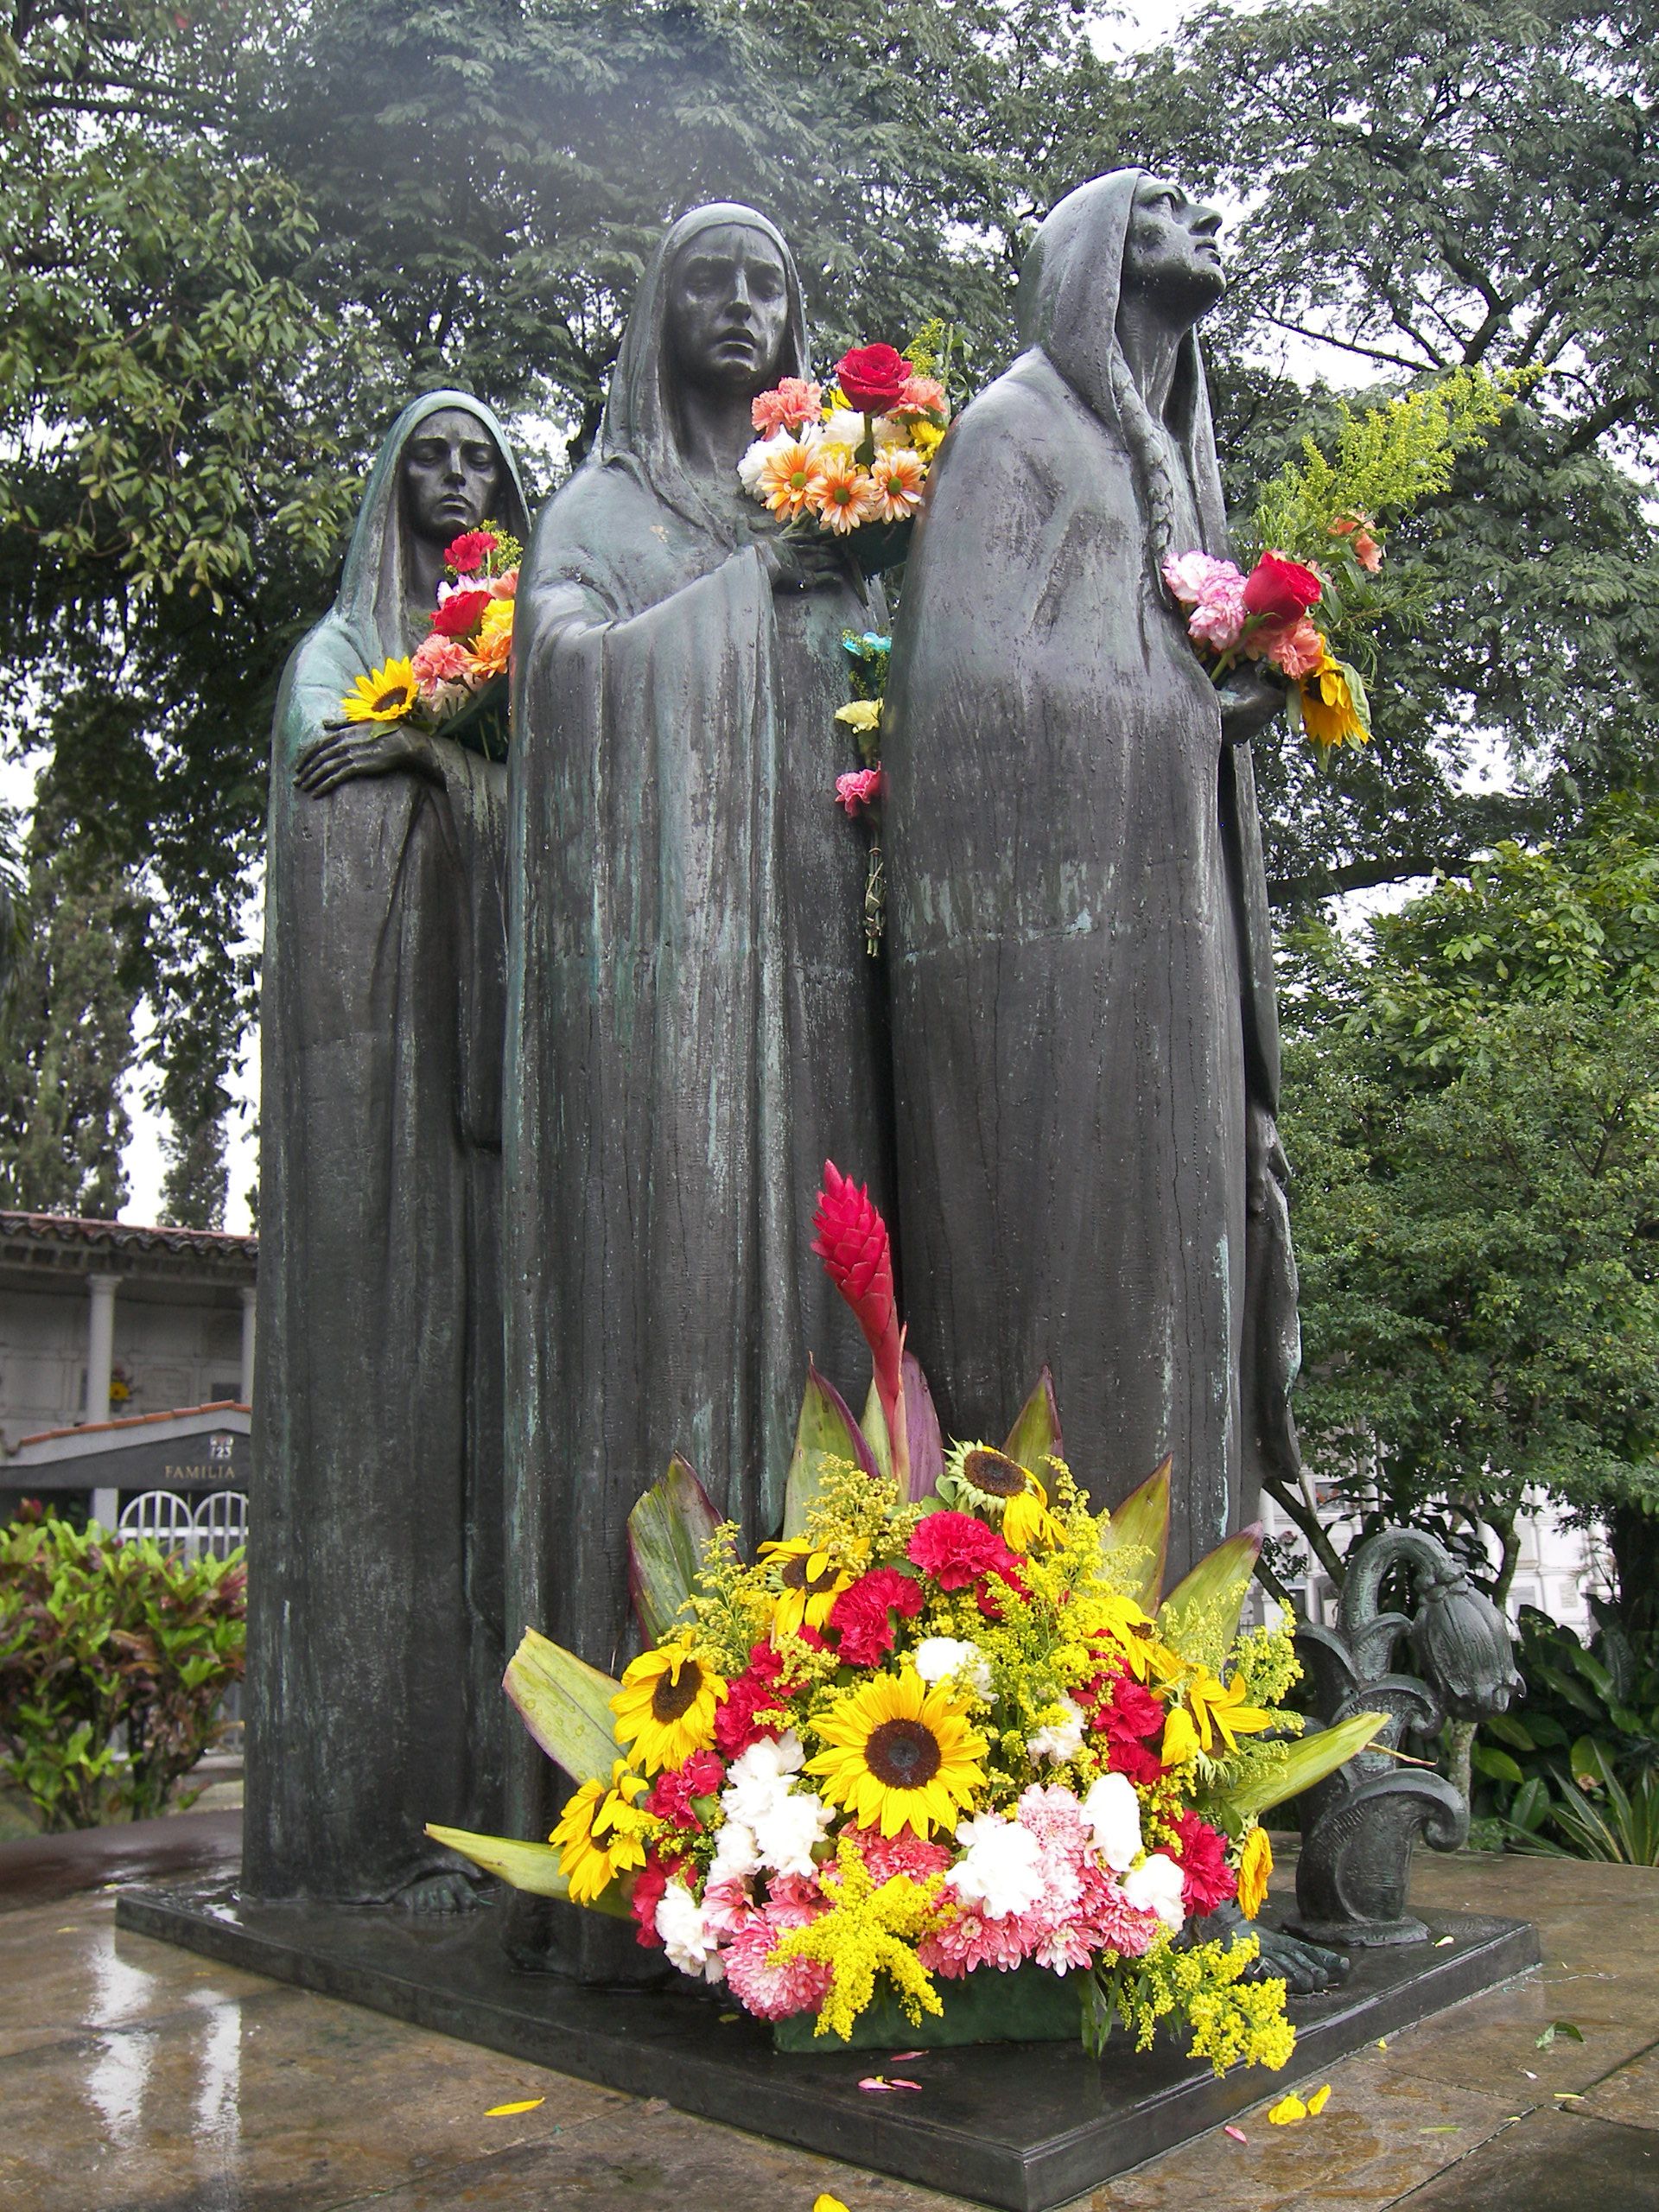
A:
[1280,803,1659,1618]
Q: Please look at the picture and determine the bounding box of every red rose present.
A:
[1241,550,1322,624]
[444,528,499,574]
[1170,1811,1236,1916]
[714,1641,787,1757]
[828,1566,925,1666]
[430,587,492,639]
[835,343,913,414]
[907,1510,1021,1592]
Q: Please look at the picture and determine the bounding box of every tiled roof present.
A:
[0,1211,257,1262]
[16,1400,250,1449]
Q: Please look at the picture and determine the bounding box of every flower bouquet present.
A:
[739,344,950,577]
[340,524,521,761]
[432,1166,1382,2064]
[1163,365,1526,764]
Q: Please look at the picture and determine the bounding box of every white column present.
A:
[238,1285,257,1406]
[86,1272,121,1532]
[85,1274,118,1424]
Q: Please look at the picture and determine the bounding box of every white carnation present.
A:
[1080,1771,1144,1873]
[913,1637,993,1699]
[708,1818,762,1885]
[948,1813,1046,1920]
[1029,1696,1087,1764]
[753,1787,835,1878]
[654,1878,727,1981]
[721,1730,806,1828]
[737,435,777,494]
[1122,1851,1186,1932]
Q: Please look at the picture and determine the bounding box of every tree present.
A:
[1276,801,1659,1638]
[1122,0,1659,903]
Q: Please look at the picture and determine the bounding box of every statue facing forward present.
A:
[504,205,893,1972]
[886,172,1301,1583]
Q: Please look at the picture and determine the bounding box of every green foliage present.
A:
[1471,1606,1659,1861]
[1279,802,1659,1624]
[0,1503,246,1831]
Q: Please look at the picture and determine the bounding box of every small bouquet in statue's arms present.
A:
[1165,366,1528,761]
[341,524,521,751]
[431,1167,1383,2066]
[739,341,950,573]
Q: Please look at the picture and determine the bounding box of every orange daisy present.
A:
[808,456,877,536]
[759,438,826,520]
[868,449,925,523]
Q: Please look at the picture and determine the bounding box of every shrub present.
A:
[0,1502,246,1831]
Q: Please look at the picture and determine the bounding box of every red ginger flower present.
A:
[812,1161,901,1411]
[828,1566,925,1665]
[907,1510,1021,1592]
[1170,1810,1237,1916]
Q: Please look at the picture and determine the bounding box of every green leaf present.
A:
[1483,1713,1536,1751]
[1099,1457,1172,1611]
[1510,1776,1552,1833]
[1157,1524,1263,1669]
[423,1823,631,1917]
[860,1376,894,1484]
[1536,2021,1585,2049]
[1471,1745,1526,1786]
[1003,1368,1062,1472]
[503,1628,621,1785]
[1209,1711,1389,1824]
[781,1360,879,1538]
[626,1454,719,1645]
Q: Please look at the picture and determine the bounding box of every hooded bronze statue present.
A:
[885,171,1302,1582]
[504,205,892,1974]
[245,391,531,1908]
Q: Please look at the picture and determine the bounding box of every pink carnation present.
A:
[1261,616,1325,679]
[410,633,471,686]
[752,378,823,435]
[835,766,885,817]
[842,1824,951,1885]
[1162,550,1249,653]
[702,1872,759,1937]
[899,373,947,415]
[486,566,518,600]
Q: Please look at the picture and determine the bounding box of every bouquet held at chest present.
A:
[339,524,520,751]
[433,1168,1382,2065]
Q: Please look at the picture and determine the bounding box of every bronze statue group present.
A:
[245,174,1307,1969]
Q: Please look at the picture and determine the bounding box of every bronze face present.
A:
[400,407,504,548]
[1121,177,1225,316]
[664,223,791,398]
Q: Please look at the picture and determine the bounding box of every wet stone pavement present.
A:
[0,1848,1653,2212]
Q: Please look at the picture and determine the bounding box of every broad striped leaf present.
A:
[504,1627,621,1784]
[423,1823,631,1917]
[1099,1457,1172,1611]
[627,1454,719,1644]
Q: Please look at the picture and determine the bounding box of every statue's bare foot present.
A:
[1192,1901,1351,1994]
[1248,1921,1351,1994]
[392,1869,483,1915]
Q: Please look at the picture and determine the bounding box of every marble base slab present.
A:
[115,1880,1539,2212]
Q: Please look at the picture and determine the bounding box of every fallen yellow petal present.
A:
[1306,2083,1332,2116]
[814,2197,852,2212]
[485,2097,546,2117]
[1268,2094,1307,2126]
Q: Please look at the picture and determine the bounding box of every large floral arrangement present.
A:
[1163,366,1526,762]
[738,341,950,575]
[340,524,521,757]
[433,1167,1381,2067]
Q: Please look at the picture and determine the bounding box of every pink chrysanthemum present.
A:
[726,1894,833,2021]
[842,1823,951,1886]
[919,1904,1032,1979]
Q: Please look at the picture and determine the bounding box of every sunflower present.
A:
[610,1644,728,1772]
[937,1443,1061,1553]
[1236,1826,1273,1920]
[1299,652,1370,750]
[758,1535,863,1637]
[342,657,419,724]
[550,1760,652,1903]
[805,1667,988,1839]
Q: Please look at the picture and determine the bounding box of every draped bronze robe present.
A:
[886,174,1300,1583]
[245,392,531,1903]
